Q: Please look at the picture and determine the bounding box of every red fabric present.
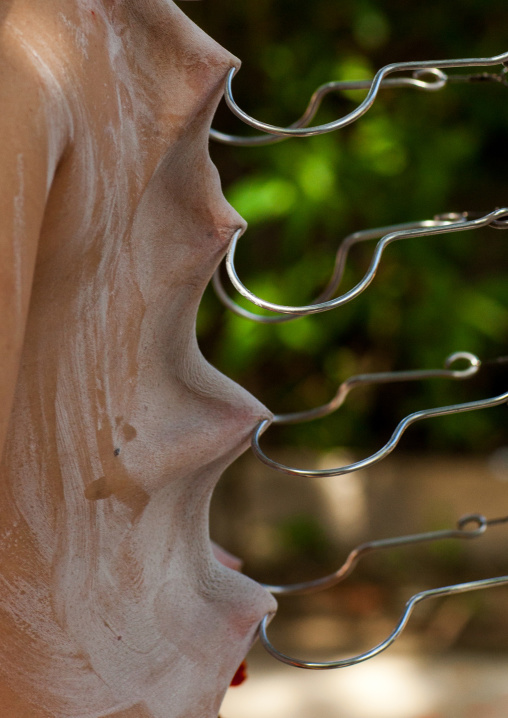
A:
[229,661,248,687]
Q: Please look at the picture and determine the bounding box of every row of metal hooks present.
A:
[212,49,508,673]
[252,348,508,669]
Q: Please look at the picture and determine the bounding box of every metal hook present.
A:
[213,217,463,324]
[210,68,447,147]
[252,381,508,479]
[272,351,481,425]
[259,515,508,669]
[211,67,508,147]
[225,208,508,318]
[217,51,508,140]
[261,574,508,669]
[264,512,493,596]
[262,514,502,596]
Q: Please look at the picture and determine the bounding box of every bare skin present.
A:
[0,1,276,716]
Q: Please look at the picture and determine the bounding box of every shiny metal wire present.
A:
[213,217,461,323]
[210,69,447,147]
[263,512,495,595]
[261,573,508,668]
[212,68,508,147]
[252,383,508,478]
[215,53,508,142]
[259,517,508,670]
[225,208,508,317]
[272,351,480,425]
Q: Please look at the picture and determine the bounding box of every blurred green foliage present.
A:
[186,0,508,454]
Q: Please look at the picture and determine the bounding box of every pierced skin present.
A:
[0,1,276,716]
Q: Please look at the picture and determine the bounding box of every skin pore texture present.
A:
[0,1,276,716]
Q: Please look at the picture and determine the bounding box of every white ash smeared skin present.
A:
[0,1,276,716]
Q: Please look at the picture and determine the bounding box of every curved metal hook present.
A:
[225,208,508,317]
[220,51,508,139]
[210,68,447,147]
[213,218,461,324]
[260,572,508,669]
[264,512,493,596]
[273,351,481,425]
[252,382,508,478]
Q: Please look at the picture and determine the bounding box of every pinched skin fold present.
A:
[0,1,276,716]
